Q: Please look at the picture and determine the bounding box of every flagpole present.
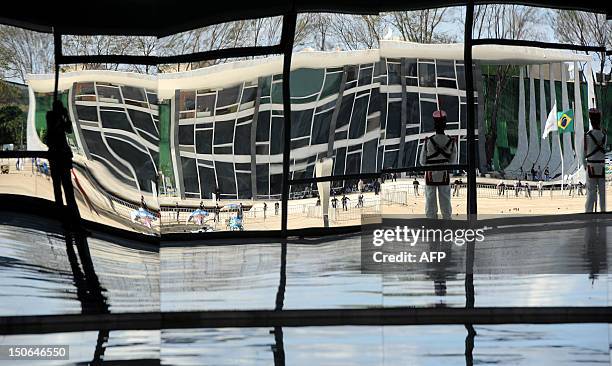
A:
[560,140,564,195]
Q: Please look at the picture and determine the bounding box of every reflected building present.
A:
[26,41,595,203]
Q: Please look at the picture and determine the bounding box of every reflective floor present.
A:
[161,234,610,311]
[1,212,611,365]
[161,324,610,366]
[0,214,159,316]
[0,330,160,365]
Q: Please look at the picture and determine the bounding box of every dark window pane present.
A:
[214,120,235,145]
[311,110,332,145]
[291,109,313,139]
[217,86,240,107]
[380,93,387,129]
[147,93,158,105]
[256,164,269,196]
[270,173,282,195]
[128,109,158,137]
[406,92,419,123]
[256,111,270,142]
[383,150,398,169]
[436,60,455,79]
[237,173,251,199]
[333,147,346,176]
[386,102,401,138]
[106,137,156,192]
[335,131,347,141]
[374,61,386,77]
[199,166,216,199]
[195,129,212,154]
[362,139,378,173]
[336,94,354,128]
[121,85,146,101]
[349,96,367,139]
[420,101,438,132]
[256,145,269,155]
[100,111,132,131]
[181,157,199,194]
[438,79,457,89]
[346,152,361,174]
[403,140,418,167]
[405,60,417,77]
[214,146,232,154]
[439,95,459,122]
[270,117,284,155]
[345,65,358,82]
[418,63,436,87]
[234,123,251,155]
[76,105,98,122]
[241,87,257,104]
[358,67,373,86]
[215,161,236,195]
[387,63,401,85]
[179,125,194,145]
[197,94,216,115]
[290,138,309,149]
[97,85,122,102]
[456,65,465,90]
[179,90,196,111]
[82,129,134,185]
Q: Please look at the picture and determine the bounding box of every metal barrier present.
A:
[381,181,595,201]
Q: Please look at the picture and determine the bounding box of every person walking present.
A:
[452,179,462,197]
[274,202,279,215]
[331,196,338,209]
[515,180,521,197]
[175,202,180,222]
[525,182,532,198]
[413,179,420,197]
[419,110,456,219]
[538,180,543,197]
[263,202,267,220]
[374,179,380,195]
[577,181,584,196]
[341,194,350,211]
[584,108,607,212]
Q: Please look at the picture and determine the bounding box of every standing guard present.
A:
[419,110,457,219]
[584,108,607,212]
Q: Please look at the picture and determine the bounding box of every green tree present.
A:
[0,105,26,147]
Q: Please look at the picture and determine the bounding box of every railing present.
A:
[381,181,597,204]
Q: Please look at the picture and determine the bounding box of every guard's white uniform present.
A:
[584,128,607,212]
[420,133,457,219]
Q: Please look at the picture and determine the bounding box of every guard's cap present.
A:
[588,108,601,118]
[433,110,447,121]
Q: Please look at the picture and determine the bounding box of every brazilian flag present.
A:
[557,109,574,133]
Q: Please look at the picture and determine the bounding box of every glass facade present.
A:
[172,57,480,200]
[27,49,484,204]
[71,82,159,194]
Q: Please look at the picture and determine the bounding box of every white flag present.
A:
[541,102,557,139]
